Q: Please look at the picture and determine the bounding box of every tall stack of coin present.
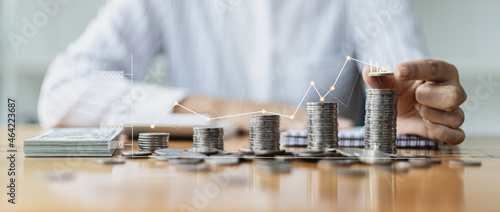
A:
[306,102,339,150]
[193,127,224,150]
[248,114,281,151]
[138,133,169,151]
[364,89,398,154]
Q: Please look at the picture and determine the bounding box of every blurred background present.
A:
[1,0,499,136]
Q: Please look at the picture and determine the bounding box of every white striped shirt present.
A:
[38,0,427,128]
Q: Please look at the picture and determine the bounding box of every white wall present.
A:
[1,0,106,123]
[411,0,500,136]
[1,0,499,136]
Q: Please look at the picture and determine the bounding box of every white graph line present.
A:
[210,111,263,120]
[151,104,175,127]
[150,56,384,126]
[176,104,210,120]
[334,58,350,86]
[312,84,322,98]
[350,57,386,71]
[323,58,349,97]
[265,111,289,117]
[292,84,313,117]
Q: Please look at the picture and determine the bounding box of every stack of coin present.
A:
[193,127,224,150]
[138,133,169,151]
[306,102,339,150]
[364,89,398,154]
[248,114,281,151]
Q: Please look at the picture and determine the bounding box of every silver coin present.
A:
[138,132,170,151]
[154,155,179,161]
[448,160,481,166]
[306,102,338,106]
[193,133,224,136]
[238,148,255,155]
[193,127,223,131]
[368,72,394,77]
[138,141,168,144]
[297,150,326,157]
[140,148,164,152]
[324,148,339,153]
[249,116,280,120]
[394,162,411,173]
[118,155,150,159]
[306,102,339,150]
[154,148,185,155]
[274,155,299,161]
[248,114,281,151]
[120,151,152,156]
[178,151,208,159]
[139,132,170,135]
[359,149,393,165]
[364,89,398,154]
[138,146,168,149]
[337,148,365,157]
[188,147,220,155]
[250,146,281,151]
[254,149,286,156]
[216,150,231,155]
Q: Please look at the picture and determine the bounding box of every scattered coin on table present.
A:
[254,149,286,156]
[188,147,219,155]
[238,148,255,155]
[120,151,152,159]
[368,71,394,77]
[178,151,208,159]
[154,148,186,155]
[121,151,152,156]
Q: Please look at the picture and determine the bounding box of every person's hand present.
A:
[174,95,353,132]
[362,59,467,144]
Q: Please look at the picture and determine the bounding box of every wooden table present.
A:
[1,125,500,212]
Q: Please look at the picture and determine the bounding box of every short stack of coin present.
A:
[364,89,398,154]
[138,133,169,151]
[193,127,224,150]
[306,102,339,150]
[248,114,281,151]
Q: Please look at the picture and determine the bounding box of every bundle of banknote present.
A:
[24,128,122,157]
